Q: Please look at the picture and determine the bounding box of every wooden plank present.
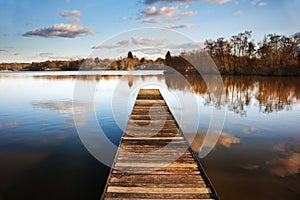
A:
[107,186,211,194]
[105,198,214,200]
[101,89,217,200]
[122,137,183,141]
[111,169,201,175]
[104,193,212,199]
[115,162,198,168]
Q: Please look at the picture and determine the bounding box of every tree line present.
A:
[203,31,300,75]
[1,31,299,75]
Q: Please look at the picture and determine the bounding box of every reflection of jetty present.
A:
[102,89,217,199]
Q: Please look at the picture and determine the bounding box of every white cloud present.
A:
[139,6,198,24]
[233,10,244,15]
[142,6,179,17]
[258,1,267,6]
[144,0,230,4]
[23,9,94,38]
[165,23,197,29]
[23,23,95,38]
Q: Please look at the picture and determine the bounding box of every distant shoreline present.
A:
[1,69,300,77]
[1,50,299,76]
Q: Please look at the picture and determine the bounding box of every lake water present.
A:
[0,71,299,200]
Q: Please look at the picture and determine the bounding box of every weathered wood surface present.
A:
[102,89,217,200]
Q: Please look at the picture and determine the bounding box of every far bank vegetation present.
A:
[1,31,299,76]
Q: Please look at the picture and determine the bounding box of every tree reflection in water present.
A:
[29,73,300,115]
[165,74,300,115]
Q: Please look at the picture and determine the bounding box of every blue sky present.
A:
[0,0,299,62]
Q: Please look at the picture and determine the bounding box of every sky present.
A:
[0,0,299,62]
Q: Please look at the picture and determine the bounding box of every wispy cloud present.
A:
[60,10,81,17]
[233,10,244,15]
[92,36,166,49]
[133,48,167,55]
[39,52,75,60]
[258,1,267,6]
[180,10,198,18]
[144,0,230,5]
[0,32,8,37]
[170,41,204,49]
[60,10,82,25]
[165,23,197,29]
[251,0,267,6]
[23,23,95,38]
[132,36,165,46]
[142,18,166,23]
[91,35,203,57]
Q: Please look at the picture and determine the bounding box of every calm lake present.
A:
[0,71,299,200]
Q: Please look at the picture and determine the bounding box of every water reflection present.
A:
[0,72,299,200]
[24,73,300,115]
[32,101,75,114]
[187,132,241,152]
[166,74,300,115]
[31,100,94,127]
[32,74,165,83]
[239,141,300,178]
[267,142,300,177]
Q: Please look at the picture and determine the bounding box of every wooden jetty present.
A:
[102,89,218,200]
